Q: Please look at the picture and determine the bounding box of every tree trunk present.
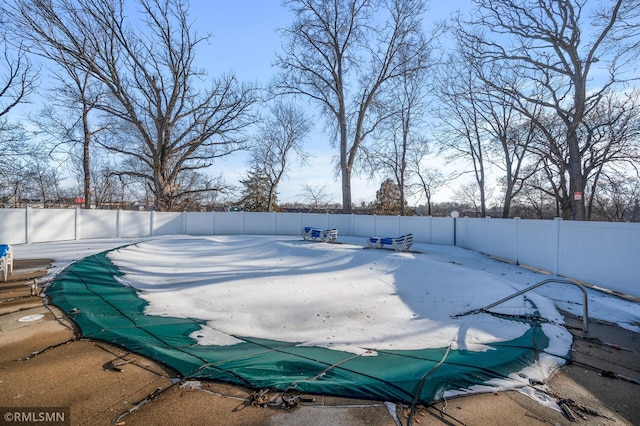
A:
[82,104,91,209]
[340,108,352,213]
[567,131,586,221]
[341,167,352,214]
[502,179,513,218]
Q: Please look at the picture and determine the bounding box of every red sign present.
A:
[75,198,85,203]
[573,192,582,200]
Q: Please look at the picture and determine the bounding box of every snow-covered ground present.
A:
[12,235,640,400]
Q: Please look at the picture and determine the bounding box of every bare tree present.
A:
[517,108,572,217]
[590,174,640,221]
[490,117,540,218]
[407,141,447,216]
[0,139,62,207]
[275,0,433,213]
[11,0,259,211]
[0,131,33,205]
[436,28,546,218]
[251,101,311,212]
[300,183,332,211]
[0,8,38,172]
[434,48,491,217]
[32,67,107,209]
[460,0,640,220]
[0,26,37,131]
[582,90,640,219]
[90,159,130,209]
[362,54,433,216]
[24,148,64,207]
[452,182,492,217]
[522,90,640,219]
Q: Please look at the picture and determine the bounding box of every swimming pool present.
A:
[47,236,570,404]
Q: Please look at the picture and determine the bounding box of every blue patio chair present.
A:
[302,227,338,243]
[366,234,413,252]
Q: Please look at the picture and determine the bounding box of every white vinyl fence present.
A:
[1,208,638,297]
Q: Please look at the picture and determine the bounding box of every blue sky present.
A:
[10,1,472,205]
[192,1,470,83]
[187,1,473,205]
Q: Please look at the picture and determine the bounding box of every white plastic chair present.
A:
[0,244,13,281]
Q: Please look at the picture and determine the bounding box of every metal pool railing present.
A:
[455,278,590,332]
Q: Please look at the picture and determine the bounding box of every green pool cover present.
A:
[47,249,554,405]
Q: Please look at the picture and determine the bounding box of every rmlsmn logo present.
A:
[1,407,70,426]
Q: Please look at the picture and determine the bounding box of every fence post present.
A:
[150,210,155,236]
[484,216,491,254]
[374,214,378,236]
[272,212,277,235]
[453,217,457,246]
[25,207,31,244]
[117,209,122,238]
[450,211,460,246]
[553,217,562,275]
[350,213,354,237]
[75,207,80,240]
[514,217,520,265]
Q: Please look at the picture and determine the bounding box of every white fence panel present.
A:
[431,217,454,245]
[399,216,425,242]
[371,215,401,238]
[485,218,518,262]
[0,209,27,244]
[516,219,560,274]
[79,209,119,239]
[558,221,639,296]
[274,213,303,236]
[153,212,183,236]
[353,215,375,238]
[302,213,332,231]
[214,212,243,235]
[456,217,486,253]
[327,214,353,236]
[30,209,76,243]
[185,212,214,235]
[121,211,152,238]
[243,212,275,235]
